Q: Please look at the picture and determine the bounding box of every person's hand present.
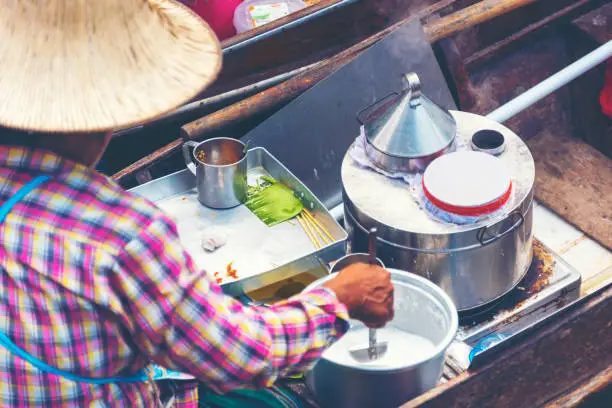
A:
[323,262,393,328]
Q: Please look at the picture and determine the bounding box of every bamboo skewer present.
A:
[295,214,311,242]
[302,213,322,248]
[297,210,335,249]
[303,209,334,244]
[297,213,321,248]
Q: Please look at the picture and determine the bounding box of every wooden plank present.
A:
[111,0,553,184]
[572,2,612,44]
[436,37,477,110]
[424,0,539,42]
[543,366,612,407]
[526,132,612,251]
[220,0,342,50]
[568,3,612,158]
[464,0,604,69]
[111,139,182,185]
[400,285,612,408]
[110,0,466,184]
[182,0,541,141]
[582,265,612,296]
[207,0,436,97]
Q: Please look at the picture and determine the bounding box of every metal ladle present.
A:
[349,227,389,362]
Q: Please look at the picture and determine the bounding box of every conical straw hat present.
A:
[0,0,222,133]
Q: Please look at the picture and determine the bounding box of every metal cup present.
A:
[182,137,248,209]
[330,253,385,274]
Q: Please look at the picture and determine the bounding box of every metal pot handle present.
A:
[356,92,399,125]
[402,72,422,107]
[477,211,524,246]
[182,140,199,175]
[356,72,422,125]
[314,256,331,275]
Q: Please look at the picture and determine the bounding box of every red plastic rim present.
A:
[423,180,513,216]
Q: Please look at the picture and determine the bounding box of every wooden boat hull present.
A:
[107,2,612,406]
[207,0,443,97]
[104,0,606,184]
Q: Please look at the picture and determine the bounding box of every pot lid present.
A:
[422,151,512,216]
[360,73,457,159]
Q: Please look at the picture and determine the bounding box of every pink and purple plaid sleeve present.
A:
[112,214,349,393]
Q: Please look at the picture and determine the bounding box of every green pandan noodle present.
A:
[245,176,303,227]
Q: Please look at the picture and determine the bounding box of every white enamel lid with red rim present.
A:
[422,151,512,216]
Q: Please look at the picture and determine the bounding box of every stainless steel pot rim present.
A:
[191,137,247,168]
[344,199,533,252]
[305,268,459,372]
[364,135,456,161]
[329,252,385,273]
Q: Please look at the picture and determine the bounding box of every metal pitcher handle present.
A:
[356,72,421,125]
[402,72,422,107]
[356,92,399,125]
[477,211,524,246]
[182,140,199,175]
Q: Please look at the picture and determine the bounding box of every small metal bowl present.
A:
[330,253,385,274]
[471,129,506,156]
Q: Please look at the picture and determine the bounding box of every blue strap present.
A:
[0,331,150,384]
[0,175,50,223]
[0,329,194,384]
[0,174,193,384]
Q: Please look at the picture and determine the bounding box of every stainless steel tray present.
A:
[129,147,347,296]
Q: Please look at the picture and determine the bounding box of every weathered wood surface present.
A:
[400,284,612,408]
[109,0,481,184]
[569,2,612,158]
[572,1,612,45]
[543,366,612,407]
[464,0,605,69]
[206,0,441,97]
[526,132,612,251]
[110,0,604,186]
[184,0,542,141]
[220,0,338,50]
[204,0,604,141]
[423,0,538,42]
[111,138,182,185]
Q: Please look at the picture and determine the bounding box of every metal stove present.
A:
[441,239,581,380]
[331,208,581,380]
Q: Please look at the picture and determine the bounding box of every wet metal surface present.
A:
[129,148,347,296]
[457,239,579,337]
[459,239,556,326]
[443,239,581,377]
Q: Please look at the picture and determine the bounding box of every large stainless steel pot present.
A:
[342,111,535,312]
[304,269,458,408]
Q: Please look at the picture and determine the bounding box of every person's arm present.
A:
[111,213,348,393]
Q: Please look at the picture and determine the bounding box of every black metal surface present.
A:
[242,19,456,209]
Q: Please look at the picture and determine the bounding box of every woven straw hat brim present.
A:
[0,0,222,133]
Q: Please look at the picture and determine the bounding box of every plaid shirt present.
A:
[0,146,349,407]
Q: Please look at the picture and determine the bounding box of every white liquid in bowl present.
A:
[323,327,437,369]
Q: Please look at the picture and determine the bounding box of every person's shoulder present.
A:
[61,166,171,246]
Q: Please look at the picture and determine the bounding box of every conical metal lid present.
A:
[361,73,456,159]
